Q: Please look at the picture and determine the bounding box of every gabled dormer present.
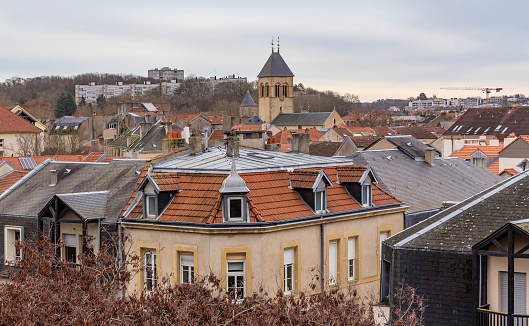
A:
[337,166,377,207]
[289,169,333,214]
[219,158,250,222]
[138,173,180,219]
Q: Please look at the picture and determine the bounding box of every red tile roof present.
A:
[500,168,518,176]
[125,166,402,223]
[290,170,320,189]
[0,171,27,192]
[82,152,105,162]
[451,146,503,160]
[0,105,41,133]
[487,160,500,175]
[337,165,367,183]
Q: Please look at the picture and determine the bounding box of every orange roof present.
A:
[272,129,322,145]
[209,130,225,142]
[346,127,375,135]
[0,105,41,133]
[450,146,503,160]
[82,152,105,162]
[500,168,518,176]
[125,165,402,223]
[486,160,500,175]
[0,171,27,192]
[232,124,263,131]
[337,165,367,183]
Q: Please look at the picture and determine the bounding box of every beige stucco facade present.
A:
[258,76,294,123]
[0,132,42,157]
[123,207,406,299]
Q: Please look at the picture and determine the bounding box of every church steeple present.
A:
[257,43,294,123]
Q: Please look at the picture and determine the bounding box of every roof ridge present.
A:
[0,159,53,201]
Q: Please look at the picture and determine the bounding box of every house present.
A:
[450,144,503,169]
[309,137,358,157]
[11,105,47,131]
[268,129,323,152]
[0,159,146,272]
[497,135,529,175]
[392,125,444,145]
[120,141,407,300]
[353,136,503,226]
[0,105,42,157]
[270,109,344,130]
[383,171,529,326]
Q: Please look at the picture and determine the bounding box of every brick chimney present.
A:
[291,130,310,154]
[139,119,152,139]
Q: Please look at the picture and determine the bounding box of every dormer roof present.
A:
[289,169,332,190]
[219,159,250,194]
[258,51,294,78]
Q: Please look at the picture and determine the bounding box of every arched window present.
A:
[282,85,288,97]
[260,84,264,97]
[275,85,280,97]
[265,85,269,97]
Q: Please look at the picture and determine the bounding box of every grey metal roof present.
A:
[56,191,109,220]
[153,146,355,174]
[240,91,258,107]
[271,112,333,127]
[140,103,158,112]
[0,160,146,223]
[257,51,294,77]
[386,171,529,252]
[245,114,263,125]
[55,116,89,127]
[367,135,437,159]
[352,149,503,214]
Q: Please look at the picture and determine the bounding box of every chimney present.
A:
[425,147,435,166]
[139,119,152,139]
[291,130,310,154]
[189,137,202,154]
[226,135,240,157]
[163,120,172,135]
[490,137,500,146]
[50,170,57,186]
[127,136,132,147]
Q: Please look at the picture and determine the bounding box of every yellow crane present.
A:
[440,87,503,108]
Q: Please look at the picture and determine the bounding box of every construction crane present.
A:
[440,87,503,107]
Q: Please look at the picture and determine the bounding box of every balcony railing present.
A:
[478,304,529,326]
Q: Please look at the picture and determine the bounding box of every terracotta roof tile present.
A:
[83,152,105,162]
[451,145,503,160]
[0,171,27,192]
[0,105,41,133]
[337,165,367,183]
[487,160,500,175]
[290,170,320,189]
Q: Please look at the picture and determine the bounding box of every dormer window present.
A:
[289,169,332,214]
[227,197,244,221]
[137,173,181,220]
[220,158,250,223]
[361,184,372,207]
[146,195,157,218]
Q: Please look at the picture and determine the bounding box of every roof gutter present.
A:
[120,203,405,230]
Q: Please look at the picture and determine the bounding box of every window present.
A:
[520,160,528,171]
[180,254,194,284]
[284,249,295,294]
[472,157,485,168]
[227,260,245,299]
[315,190,326,213]
[329,241,338,285]
[380,232,389,257]
[146,195,156,218]
[275,85,280,97]
[362,184,372,207]
[348,238,356,280]
[144,251,157,292]
[64,234,77,264]
[265,85,269,97]
[4,226,23,264]
[227,197,243,221]
[0,139,3,148]
[501,271,526,315]
[282,85,288,97]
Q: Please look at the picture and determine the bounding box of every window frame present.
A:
[329,240,338,285]
[180,254,195,284]
[144,250,157,293]
[315,189,326,214]
[227,196,244,221]
[284,249,295,294]
[4,226,24,265]
[145,194,157,218]
[348,237,356,281]
[361,184,372,207]
[227,259,246,300]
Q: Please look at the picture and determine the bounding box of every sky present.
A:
[1,0,529,102]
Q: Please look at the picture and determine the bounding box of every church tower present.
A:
[257,41,294,123]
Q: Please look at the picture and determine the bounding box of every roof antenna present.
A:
[277,37,280,53]
[271,37,274,52]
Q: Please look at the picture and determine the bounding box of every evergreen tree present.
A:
[55,90,77,118]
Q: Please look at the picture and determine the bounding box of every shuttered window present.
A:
[284,249,295,294]
[329,241,338,285]
[501,271,527,315]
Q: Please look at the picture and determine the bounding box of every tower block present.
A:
[257,49,294,123]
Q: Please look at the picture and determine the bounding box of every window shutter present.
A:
[329,241,338,284]
[180,254,194,266]
[501,271,527,314]
[64,234,76,247]
[348,238,355,260]
[284,249,294,265]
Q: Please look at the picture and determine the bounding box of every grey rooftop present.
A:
[257,51,294,78]
[153,146,355,174]
[271,111,334,127]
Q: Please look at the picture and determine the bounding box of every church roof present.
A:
[240,91,258,107]
[257,51,294,78]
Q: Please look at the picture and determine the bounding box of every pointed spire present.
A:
[277,37,280,53]
[219,157,249,194]
[271,37,274,53]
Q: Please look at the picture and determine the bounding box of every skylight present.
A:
[484,127,491,133]
[474,127,481,134]
[466,128,472,133]
[495,125,502,131]
[501,127,508,134]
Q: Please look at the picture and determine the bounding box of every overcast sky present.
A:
[1,0,528,102]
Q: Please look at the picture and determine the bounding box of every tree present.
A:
[54,90,77,118]
[96,94,106,106]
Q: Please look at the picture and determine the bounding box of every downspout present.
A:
[320,223,325,294]
[118,223,124,299]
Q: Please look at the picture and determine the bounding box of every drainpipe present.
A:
[118,224,124,299]
[320,223,325,294]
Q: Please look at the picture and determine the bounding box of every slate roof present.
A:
[386,171,529,252]
[271,112,334,127]
[56,191,109,220]
[309,142,342,157]
[124,165,402,223]
[393,126,444,139]
[0,105,42,133]
[244,114,263,125]
[444,107,529,141]
[0,160,146,223]
[366,135,437,159]
[54,116,89,127]
[257,51,294,77]
[240,91,258,107]
[352,149,503,214]
[350,136,382,148]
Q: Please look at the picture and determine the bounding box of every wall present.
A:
[125,208,405,299]
[0,132,41,157]
[0,215,38,275]
[366,139,395,151]
[258,76,294,123]
[323,111,345,129]
[319,130,343,143]
[386,246,474,325]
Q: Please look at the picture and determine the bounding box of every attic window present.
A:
[484,127,491,133]
[315,190,326,214]
[466,127,472,133]
[361,184,372,207]
[227,197,244,221]
[501,127,508,134]
[55,126,60,130]
[495,125,502,131]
